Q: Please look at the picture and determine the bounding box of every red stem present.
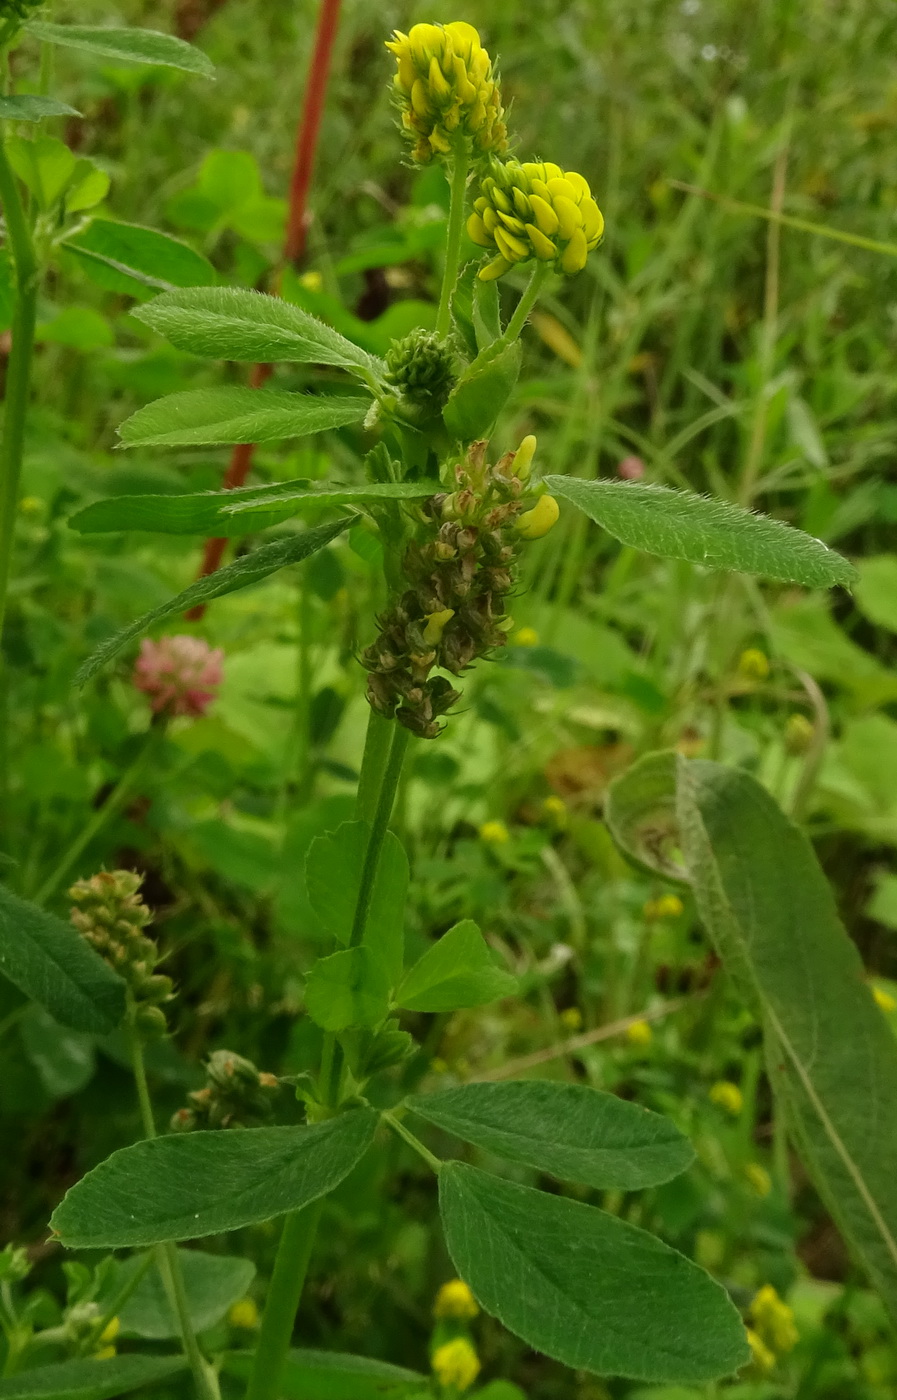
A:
[186,0,343,618]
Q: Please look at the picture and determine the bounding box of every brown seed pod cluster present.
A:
[170,1049,279,1132]
[362,438,533,738]
[69,870,173,1035]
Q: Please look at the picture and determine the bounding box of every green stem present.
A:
[127,1015,220,1400]
[382,1110,442,1173]
[0,141,39,652]
[355,710,394,826]
[34,726,161,906]
[349,721,409,948]
[496,263,549,351]
[435,139,469,339]
[243,1200,323,1400]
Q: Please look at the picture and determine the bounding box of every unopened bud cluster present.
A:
[170,1049,279,1132]
[70,871,172,1035]
[385,329,457,417]
[386,21,507,164]
[362,436,555,738]
[468,159,604,281]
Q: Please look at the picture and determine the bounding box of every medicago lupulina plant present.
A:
[5,16,897,1400]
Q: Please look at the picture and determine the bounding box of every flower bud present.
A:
[469,158,603,281]
[385,329,457,412]
[513,433,537,480]
[133,635,224,719]
[385,22,507,164]
[516,494,560,539]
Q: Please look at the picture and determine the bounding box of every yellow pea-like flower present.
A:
[385,23,508,164]
[468,158,603,280]
[432,1338,481,1391]
[434,1278,479,1320]
[516,494,560,540]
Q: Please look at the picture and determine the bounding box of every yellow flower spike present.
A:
[434,1278,479,1320]
[746,1328,776,1373]
[432,1338,481,1392]
[385,22,507,165]
[750,1286,799,1354]
[513,433,537,479]
[471,158,603,280]
[423,608,455,645]
[709,1080,744,1116]
[516,494,560,540]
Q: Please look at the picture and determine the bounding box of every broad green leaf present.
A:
[76,518,349,685]
[107,1249,255,1338]
[0,884,125,1034]
[26,22,215,78]
[66,159,110,214]
[118,388,370,449]
[443,340,521,441]
[674,758,897,1320]
[223,1349,426,1400]
[439,1164,749,1382]
[65,220,216,295]
[51,1108,378,1248]
[7,133,75,209]
[38,306,113,352]
[545,476,857,588]
[306,822,408,981]
[407,1081,693,1189]
[854,555,897,633]
[305,947,391,1031]
[69,480,441,538]
[20,1005,96,1097]
[0,95,80,120]
[0,1355,185,1400]
[604,751,687,883]
[395,920,516,1013]
[133,288,385,384]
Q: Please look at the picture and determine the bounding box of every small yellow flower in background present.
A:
[738,648,770,682]
[98,1317,120,1345]
[744,1162,772,1198]
[19,496,42,514]
[430,1056,449,1074]
[626,1019,653,1047]
[514,433,537,480]
[873,984,896,1014]
[516,493,560,540]
[559,1006,582,1032]
[709,1080,743,1116]
[93,1345,117,1360]
[479,819,509,845]
[432,1337,481,1391]
[746,1327,776,1373]
[434,1278,479,1320]
[299,270,323,292]
[386,22,507,164]
[423,608,456,645]
[750,1285,798,1354]
[643,894,684,921]
[542,794,567,829]
[513,626,539,647]
[228,1298,260,1329]
[784,712,815,754]
[469,158,604,280]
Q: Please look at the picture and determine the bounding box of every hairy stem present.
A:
[383,1109,442,1173]
[243,1201,323,1400]
[497,262,549,350]
[127,1015,220,1400]
[349,720,409,947]
[0,141,38,652]
[435,139,470,339]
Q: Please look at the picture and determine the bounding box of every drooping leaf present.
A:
[440,1164,749,1382]
[407,1081,694,1189]
[604,751,687,883]
[107,1249,255,1338]
[69,480,441,538]
[0,884,125,1034]
[223,1349,426,1400]
[306,822,408,981]
[65,220,216,295]
[133,287,385,384]
[443,340,521,441]
[51,1108,379,1248]
[395,920,516,1013]
[20,1005,96,1097]
[118,389,370,449]
[76,518,349,685]
[0,95,80,121]
[0,1355,185,1400]
[305,947,391,1032]
[26,22,215,78]
[674,758,897,1320]
[545,476,857,588]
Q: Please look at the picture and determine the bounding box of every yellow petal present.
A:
[528,193,559,237]
[529,177,551,203]
[560,227,588,274]
[429,128,452,154]
[445,20,481,57]
[493,225,530,262]
[553,195,583,240]
[546,176,579,203]
[581,199,604,242]
[565,170,591,200]
[478,256,512,281]
[525,224,558,260]
[482,206,500,233]
[452,53,477,103]
[517,494,560,540]
[466,212,492,247]
[497,209,527,236]
[411,78,432,117]
[491,185,512,214]
[542,162,563,182]
[428,55,452,103]
[512,187,531,218]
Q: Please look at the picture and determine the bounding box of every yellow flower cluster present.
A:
[432,1337,481,1391]
[434,1278,479,1320]
[709,1080,743,1116]
[749,1285,799,1365]
[468,159,604,280]
[386,22,507,164]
